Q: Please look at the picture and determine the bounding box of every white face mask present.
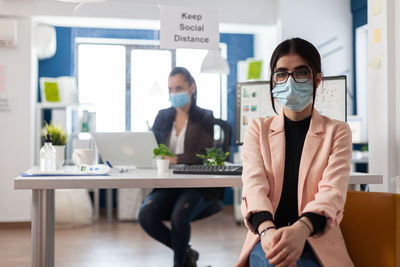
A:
[272,77,313,112]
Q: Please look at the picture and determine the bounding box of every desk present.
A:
[14,170,382,267]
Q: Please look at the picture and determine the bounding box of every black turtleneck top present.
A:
[249,115,326,236]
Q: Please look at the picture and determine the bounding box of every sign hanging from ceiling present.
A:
[160,6,219,50]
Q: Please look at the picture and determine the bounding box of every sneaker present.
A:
[184,246,199,267]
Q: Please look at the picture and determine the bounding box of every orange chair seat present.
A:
[341,191,400,267]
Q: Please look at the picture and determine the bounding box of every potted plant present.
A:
[43,121,68,169]
[196,147,229,166]
[153,144,175,173]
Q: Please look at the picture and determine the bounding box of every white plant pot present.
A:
[54,145,65,170]
[156,159,170,174]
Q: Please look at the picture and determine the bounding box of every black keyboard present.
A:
[173,165,242,175]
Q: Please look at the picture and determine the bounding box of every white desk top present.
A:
[14,169,383,190]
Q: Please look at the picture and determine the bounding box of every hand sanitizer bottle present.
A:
[40,133,56,172]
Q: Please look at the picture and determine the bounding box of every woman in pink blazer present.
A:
[236,38,354,267]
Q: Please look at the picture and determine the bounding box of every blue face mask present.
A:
[272,77,313,112]
[169,92,190,108]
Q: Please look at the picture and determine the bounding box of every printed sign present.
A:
[160,6,219,50]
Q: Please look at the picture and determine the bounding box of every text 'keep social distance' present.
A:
[175,12,209,44]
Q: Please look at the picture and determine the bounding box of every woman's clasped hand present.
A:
[261,221,311,267]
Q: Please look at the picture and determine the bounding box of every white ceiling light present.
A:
[200,50,230,74]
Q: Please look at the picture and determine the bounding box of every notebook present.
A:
[92,132,158,169]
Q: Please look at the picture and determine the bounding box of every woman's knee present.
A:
[170,205,192,229]
[138,199,159,227]
[249,242,272,267]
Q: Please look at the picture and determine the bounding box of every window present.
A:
[77,44,126,132]
[130,49,172,132]
[77,40,227,133]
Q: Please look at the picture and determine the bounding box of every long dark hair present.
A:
[269,38,322,113]
[169,67,197,105]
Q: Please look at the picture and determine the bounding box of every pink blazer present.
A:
[235,109,354,267]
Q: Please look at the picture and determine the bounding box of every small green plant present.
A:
[43,121,68,146]
[196,147,229,166]
[153,144,175,159]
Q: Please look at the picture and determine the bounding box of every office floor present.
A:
[0,206,246,267]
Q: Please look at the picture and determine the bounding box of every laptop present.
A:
[92,132,158,169]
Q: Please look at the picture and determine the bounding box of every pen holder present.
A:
[156,159,170,174]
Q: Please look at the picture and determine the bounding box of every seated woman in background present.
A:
[235,38,354,267]
[138,67,224,267]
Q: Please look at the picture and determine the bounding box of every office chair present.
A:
[340,191,400,267]
[190,118,233,221]
[213,118,232,160]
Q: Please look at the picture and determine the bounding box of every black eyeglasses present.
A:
[272,68,311,84]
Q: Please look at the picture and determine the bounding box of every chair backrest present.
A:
[213,118,232,157]
[182,119,231,222]
[340,191,400,267]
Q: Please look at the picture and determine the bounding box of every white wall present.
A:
[397,0,400,185]
[0,17,35,221]
[368,0,400,192]
[278,0,354,114]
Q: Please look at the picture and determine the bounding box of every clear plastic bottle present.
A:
[40,133,56,172]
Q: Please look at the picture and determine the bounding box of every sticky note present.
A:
[44,81,60,102]
[371,0,381,16]
[373,28,381,43]
[368,56,381,69]
[248,61,262,80]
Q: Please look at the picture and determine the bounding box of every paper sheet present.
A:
[247,61,262,80]
[371,0,381,16]
[373,28,381,43]
[368,56,381,69]
[44,81,60,102]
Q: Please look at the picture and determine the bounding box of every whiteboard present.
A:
[235,76,347,144]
